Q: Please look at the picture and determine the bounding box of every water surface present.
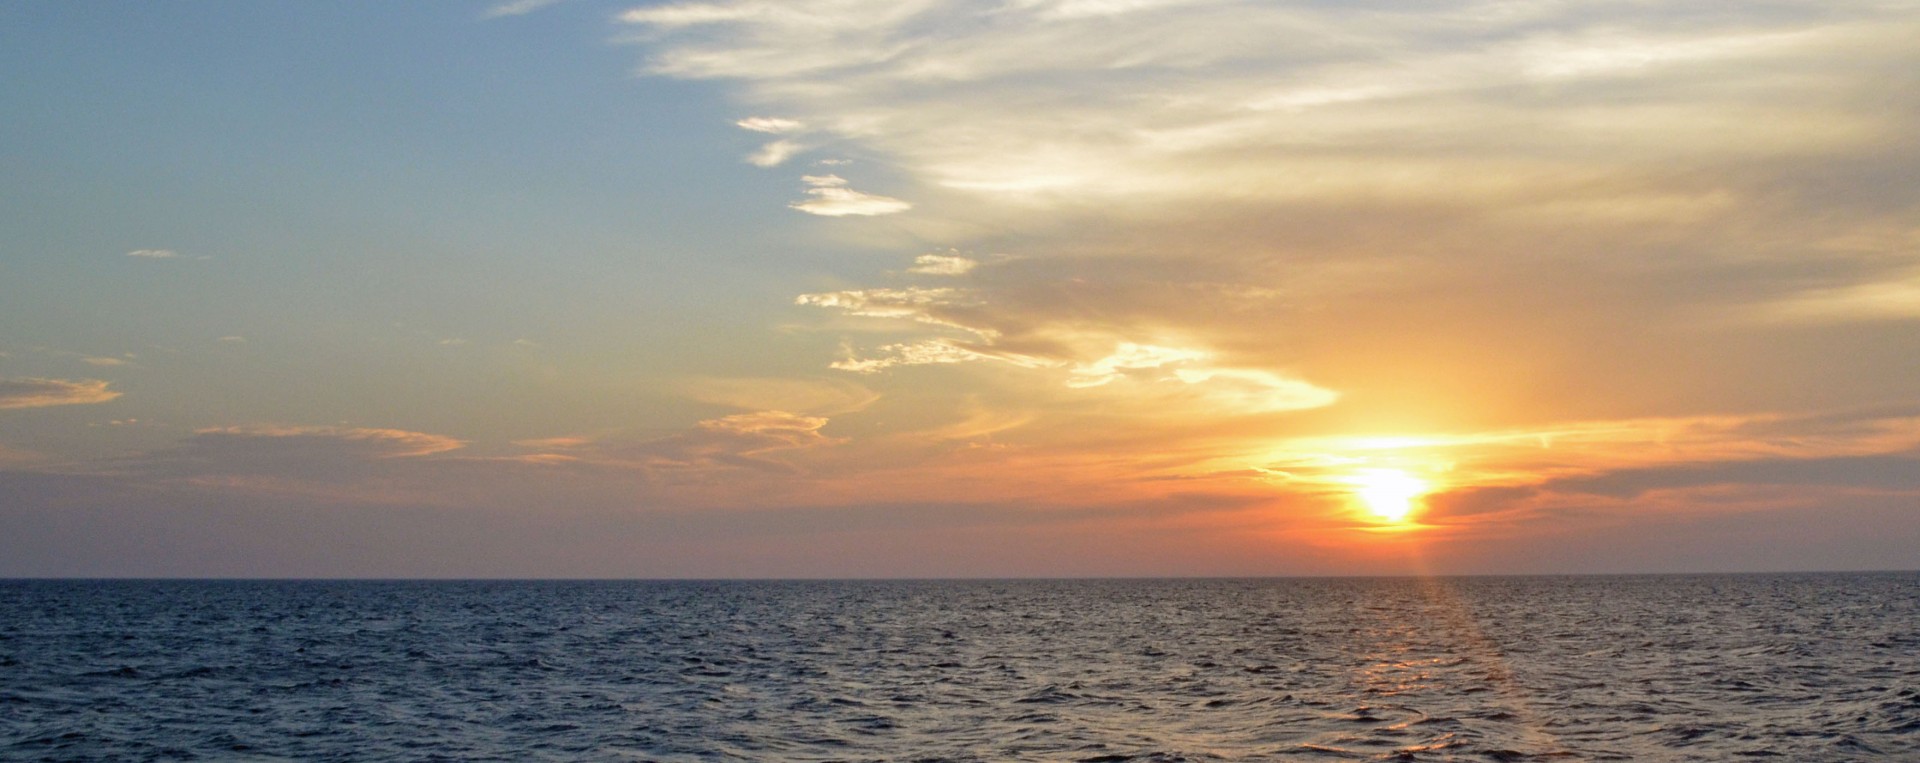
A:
[3,574,1916,761]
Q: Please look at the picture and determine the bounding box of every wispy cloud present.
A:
[1750,270,1920,324]
[188,425,468,458]
[623,2,1911,213]
[789,174,911,216]
[908,251,978,275]
[126,249,177,259]
[1067,342,1205,388]
[795,286,985,334]
[829,339,1021,373]
[634,410,842,473]
[748,138,803,167]
[481,0,566,19]
[795,261,1338,414]
[521,411,845,477]
[0,378,121,410]
[736,116,804,133]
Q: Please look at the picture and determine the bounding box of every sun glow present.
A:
[1350,469,1431,523]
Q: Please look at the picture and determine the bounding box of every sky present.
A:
[2,0,1918,578]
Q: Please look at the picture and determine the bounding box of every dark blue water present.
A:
[3,574,1917,761]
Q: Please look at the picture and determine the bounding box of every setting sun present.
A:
[1350,469,1431,523]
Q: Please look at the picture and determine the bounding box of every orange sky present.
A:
[2,0,1917,576]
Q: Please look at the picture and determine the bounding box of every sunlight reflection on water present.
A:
[2,574,1917,761]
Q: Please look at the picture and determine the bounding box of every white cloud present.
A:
[0,378,121,410]
[1171,367,1340,413]
[482,0,566,18]
[627,0,1913,451]
[1008,0,1213,21]
[618,2,774,28]
[1068,342,1206,387]
[621,1,1915,212]
[1513,28,1825,82]
[127,249,177,258]
[831,339,1016,373]
[736,116,805,133]
[908,251,978,275]
[81,356,130,367]
[789,174,912,216]
[748,139,803,167]
[795,286,987,334]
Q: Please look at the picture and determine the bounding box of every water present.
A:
[2,574,1916,761]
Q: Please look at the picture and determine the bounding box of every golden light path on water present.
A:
[1348,494,1574,759]
[1319,459,1570,755]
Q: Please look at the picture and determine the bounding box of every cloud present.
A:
[0,378,121,410]
[618,2,775,29]
[162,0,1903,569]
[623,1,1916,213]
[1059,343,1337,413]
[1751,270,1920,324]
[481,0,567,18]
[789,174,911,216]
[736,116,804,133]
[795,286,986,334]
[620,410,843,474]
[1068,342,1206,387]
[88,425,473,504]
[126,249,177,258]
[748,138,803,167]
[907,251,978,275]
[1255,405,1920,533]
[830,339,1025,373]
[512,436,594,450]
[488,411,848,479]
[794,256,1339,412]
[187,426,468,458]
[81,356,131,367]
[1169,367,1341,413]
[1550,452,1920,501]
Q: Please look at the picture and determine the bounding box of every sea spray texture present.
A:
[1,575,1916,761]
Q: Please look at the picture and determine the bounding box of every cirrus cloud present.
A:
[184,425,468,459]
[0,378,122,410]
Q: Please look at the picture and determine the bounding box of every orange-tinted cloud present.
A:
[0,378,122,410]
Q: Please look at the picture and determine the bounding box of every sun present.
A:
[1350,468,1431,523]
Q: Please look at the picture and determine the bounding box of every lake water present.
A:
[3,574,1917,761]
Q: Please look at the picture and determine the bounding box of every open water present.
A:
[2,574,1917,761]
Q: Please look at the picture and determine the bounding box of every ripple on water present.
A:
[1,574,1917,761]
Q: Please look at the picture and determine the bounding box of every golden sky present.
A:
[2,0,1917,576]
